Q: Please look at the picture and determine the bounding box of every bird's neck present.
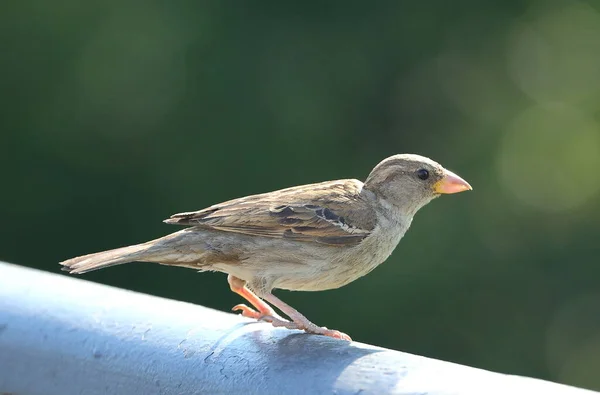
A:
[371,195,415,226]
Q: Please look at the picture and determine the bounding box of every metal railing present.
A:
[0,262,595,395]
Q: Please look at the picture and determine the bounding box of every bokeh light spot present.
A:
[497,104,600,212]
[508,1,600,103]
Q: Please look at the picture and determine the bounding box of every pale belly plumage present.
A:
[262,214,412,292]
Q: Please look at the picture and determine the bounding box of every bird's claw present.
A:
[320,329,352,341]
[232,304,297,328]
[232,303,261,319]
[231,304,350,340]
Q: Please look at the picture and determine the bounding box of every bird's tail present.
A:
[60,242,155,274]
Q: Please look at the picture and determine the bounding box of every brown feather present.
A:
[164,180,376,246]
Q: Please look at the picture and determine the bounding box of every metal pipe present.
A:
[0,262,595,395]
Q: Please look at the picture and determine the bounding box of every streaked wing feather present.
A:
[164,180,375,246]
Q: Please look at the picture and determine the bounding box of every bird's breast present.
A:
[345,214,412,276]
[276,214,412,292]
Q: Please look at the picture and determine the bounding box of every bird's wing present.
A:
[164,180,376,246]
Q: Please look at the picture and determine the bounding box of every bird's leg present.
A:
[260,292,352,341]
[227,275,298,329]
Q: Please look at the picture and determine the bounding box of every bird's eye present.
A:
[416,169,429,180]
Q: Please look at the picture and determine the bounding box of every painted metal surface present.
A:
[0,262,596,395]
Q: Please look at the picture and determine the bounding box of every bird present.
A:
[61,154,472,341]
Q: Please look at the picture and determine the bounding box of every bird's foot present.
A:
[306,326,352,341]
[232,304,350,340]
[232,304,298,329]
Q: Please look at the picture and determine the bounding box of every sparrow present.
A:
[61,154,472,341]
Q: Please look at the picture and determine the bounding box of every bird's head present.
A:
[364,154,472,216]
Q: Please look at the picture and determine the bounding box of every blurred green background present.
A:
[2,0,600,390]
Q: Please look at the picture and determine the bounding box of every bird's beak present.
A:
[433,170,472,194]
